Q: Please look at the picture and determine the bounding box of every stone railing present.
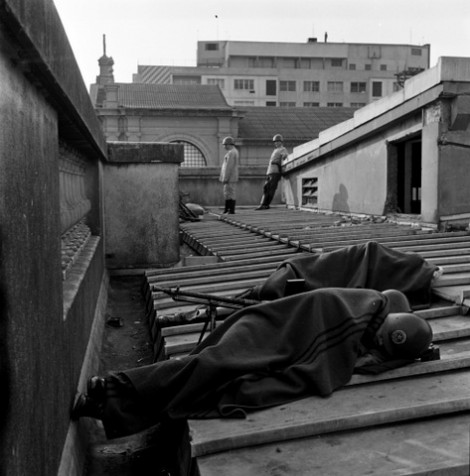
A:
[59,142,92,233]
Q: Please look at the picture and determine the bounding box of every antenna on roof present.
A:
[103,34,106,56]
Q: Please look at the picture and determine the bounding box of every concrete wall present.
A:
[0,2,108,475]
[284,115,420,215]
[179,166,283,207]
[104,142,183,268]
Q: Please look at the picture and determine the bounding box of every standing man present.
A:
[255,134,288,210]
[220,136,239,214]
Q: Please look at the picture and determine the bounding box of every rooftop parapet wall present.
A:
[0,2,109,475]
[104,142,184,268]
[0,0,107,159]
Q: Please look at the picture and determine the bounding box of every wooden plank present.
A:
[145,253,294,278]
[195,413,470,476]
[434,285,470,303]
[415,305,462,319]
[433,273,470,288]
[153,268,273,288]
[349,351,470,385]
[189,370,470,457]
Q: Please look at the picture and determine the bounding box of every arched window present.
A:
[170,140,207,167]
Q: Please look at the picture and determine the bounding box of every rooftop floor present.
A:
[89,206,470,475]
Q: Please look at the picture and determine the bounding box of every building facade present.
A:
[134,39,430,108]
[91,54,355,206]
[283,57,470,227]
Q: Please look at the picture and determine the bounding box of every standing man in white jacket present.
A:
[219,136,239,214]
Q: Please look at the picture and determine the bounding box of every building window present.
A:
[234,100,255,105]
[297,58,312,69]
[350,102,366,108]
[205,43,219,51]
[257,56,275,68]
[331,58,343,67]
[279,102,296,107]
[266,101,277,107]
[349,64,356,70]
[171,141,207,167]
[234,79,254,90]
[327,81,343,92]
[303,81,320,92]
[380,64,387,71]
[327,102,343,107]
[365,64,372,71]
[173,76,201,84]
[411,48,422,56]
[207,78,225,89]
[372,81,383,97]
[266,80,277,96]
[280,80,296,92]
[350,82,366,93]
[278,57,296,68]
[303,102,320,107]
[302,177,318,207]
[247,57,257,68]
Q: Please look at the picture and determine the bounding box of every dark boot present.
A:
[222,200,230,214]
[229,200,236,214]
[71,376,107,420]
[255,195,269,210]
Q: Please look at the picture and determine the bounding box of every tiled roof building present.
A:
[90,57,357,205]
[238,106,356,142]
[93,83,232,110]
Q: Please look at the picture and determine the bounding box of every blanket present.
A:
[116,242,437,427]
[244,241,437,308]
[125,288,391,420]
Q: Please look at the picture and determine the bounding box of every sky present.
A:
[53,0,470,88]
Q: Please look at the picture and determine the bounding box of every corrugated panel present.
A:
[138,65,172,84]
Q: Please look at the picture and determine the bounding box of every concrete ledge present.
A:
[107,142,184,164]
[179,166,267,178]
[58,271,109,476]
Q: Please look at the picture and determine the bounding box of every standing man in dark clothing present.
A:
[255,134,288,210]
[219,136,239,214]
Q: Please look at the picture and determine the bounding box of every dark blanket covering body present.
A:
[111,242,437,432]
[248,241,437,307]
[124,288,388,421]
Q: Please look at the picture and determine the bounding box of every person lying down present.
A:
[72,287,433,439]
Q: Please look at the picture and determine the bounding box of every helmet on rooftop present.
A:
[379,312,433,359]
[382,289,411,313]
[272,134,283,142]
[222,136,234,145]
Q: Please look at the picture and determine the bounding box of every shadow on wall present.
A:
[332,184,350,213]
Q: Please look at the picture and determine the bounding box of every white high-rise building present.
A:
[133,39,430,108]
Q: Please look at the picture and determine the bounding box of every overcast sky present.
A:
[53,0,470,88]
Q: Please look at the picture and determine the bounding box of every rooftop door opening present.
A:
[386,135,422,215]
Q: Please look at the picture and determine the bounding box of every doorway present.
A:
[386,135,422,215]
